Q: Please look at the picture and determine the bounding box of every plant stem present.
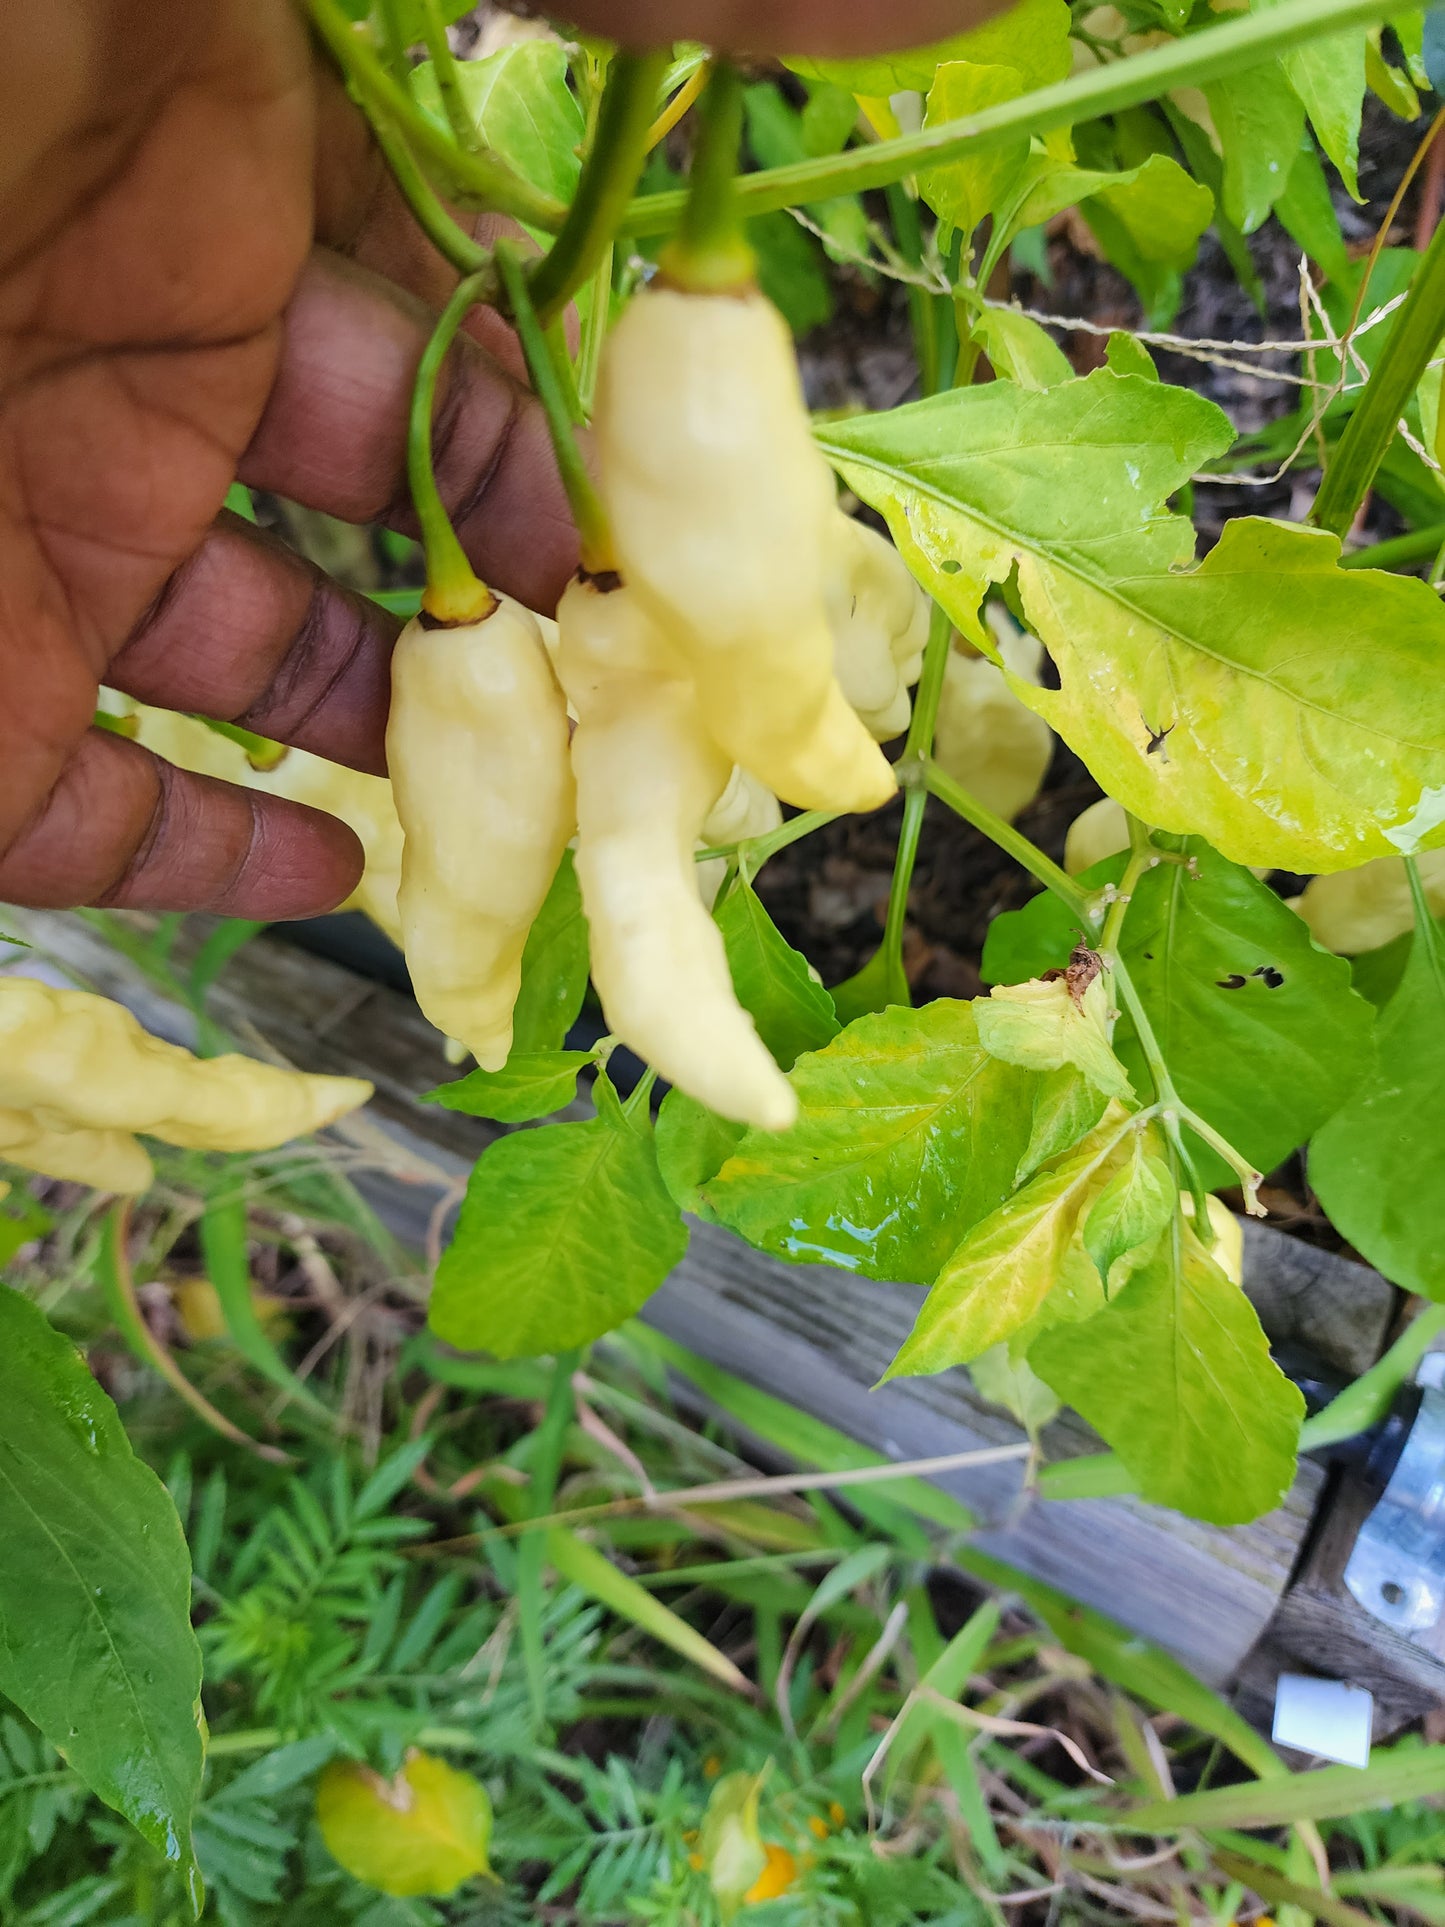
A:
[371,113,490,276]
[703,807,839,872]
[417,0,476,150]
[410,271,497,623]
[1339,519,1445,569]
[924,759,1090,918]
[305,0,566,230]
[577,243,613,413]
[1312,199,1445,536]
[887,182,940,398]
[529,50,670,326]
[1300,1301,1445,1451]
[659,61,756,292]
[496,243,614,572]
[1097,815,1153,959]
[621,0,1407,236]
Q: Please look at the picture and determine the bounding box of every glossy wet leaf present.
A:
[424,1051,591,1123]
[1203,62,1305,232]
[1030,1224,1304,1523]
[510,851,590,1055]
[715,878,840,1070]
[982,840,1375,1185]
[704,1001,1040,1285]
[316,1751,491,1898]
[654,1091,743,1217]
[0,1285,204,1901]
[430,1092,688,1357]
[1310,911,1445,1298]
[819,378,1445,872]
[888,1115,1129,1377]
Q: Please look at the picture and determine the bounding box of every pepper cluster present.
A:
[386,276,929,1129]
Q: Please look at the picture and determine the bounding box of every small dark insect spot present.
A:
[1143,717,1176,757]
[1256,966,1285,989]
[850,595,858,619]
[940,558,962,574]
[1217,974,1248,990]
[1143,951,1154,961]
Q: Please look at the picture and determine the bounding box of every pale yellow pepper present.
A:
[826,516,929,742]
[594,283,895,816]
[0,977,370,1193]
[388,598,575,1071]
[557,571,796,1130]
[934,617,1055,824]
[696,765,782,909]
[125,701,405,945]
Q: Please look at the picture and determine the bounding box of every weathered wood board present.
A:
[7,908,1422,1698]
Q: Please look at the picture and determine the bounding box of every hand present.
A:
[0,0,991,920]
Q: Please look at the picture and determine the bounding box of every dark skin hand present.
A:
[0,0,994,919]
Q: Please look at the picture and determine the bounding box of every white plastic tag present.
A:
[1271,1673,1372,1768]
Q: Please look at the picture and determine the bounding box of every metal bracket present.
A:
[1344,1358,1445,1646]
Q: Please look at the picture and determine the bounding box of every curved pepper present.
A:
[594,283,895,815]
[557,571,796,1130]
[388,597,575,1070]
[0,978,370,1192]
[827,516,929,742]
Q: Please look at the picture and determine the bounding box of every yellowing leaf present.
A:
[701,1771,768,1921]
[976,974,1133,1101]
[786,0,1071,95]
[316,1751,493,1898]
[819,380,1445,873]
[888,1113,1131,1377]
[1082,1131,1176,1289]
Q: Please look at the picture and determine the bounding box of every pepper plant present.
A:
[6,0,1445,1901]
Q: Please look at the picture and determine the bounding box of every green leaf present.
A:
[975,975,1133,1101]
[1311,910,1445,1297]
[413,40,584,206]
[510,851,589,1056]
[829,943,912,1024]
[547,1528,751,1690]
[429,1087,689,1357]
[704,1001,1041,1285]
[887,1114,1130,1377]
[0,1285,204,1902]
[1204,60,1306,232]
[821,376,1445,872]
[715,879,840,1070]
[920,64,1031,235]
[1278,20,1365,198]
[199,1193,326,1416]
[1123,1741,1445,1830]
[1029,1224,1304,1524]
[1016,154,1213,268]
[424,1051,592,1123]
[748,211,834,336]
[1275,135,1352,285]
[969,307,1074,389]
[1016,1067,1110,1184]
[969,1344,1061,1431]
[653,1090,744,1217]
[742,81,869,266]
[786,0,1071,95]
[1082,1133,1176,1289]
[983,841,1375,1185]
[1105,332,1159,381]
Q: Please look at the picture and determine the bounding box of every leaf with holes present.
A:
[819,376,1445,872]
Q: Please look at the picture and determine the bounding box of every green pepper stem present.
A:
[496,242,615,574]
[409,271,497,623]
[924,758,1090,919]
[529,50,670,327]
[658,61,756,293]
[370,112,490,277]
[417,0,477,151]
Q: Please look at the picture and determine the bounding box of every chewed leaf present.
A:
[819,377,1445,871]
[1030,1223,1303,1524]
[976,974,1132,1101]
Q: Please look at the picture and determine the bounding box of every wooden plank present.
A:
[1,908,1409,1691]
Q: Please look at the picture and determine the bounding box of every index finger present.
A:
[557,0,1003,52]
